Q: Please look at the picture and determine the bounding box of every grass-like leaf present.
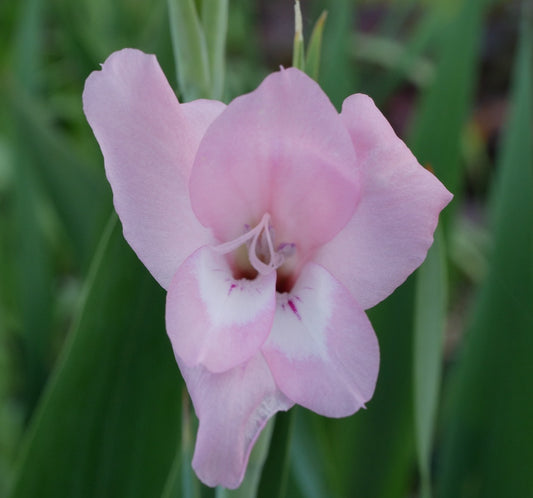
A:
[292,1,305,72]
[201,0,228,101]
[305,11,328,81]
[257,411,293,498]
[167,0,210,101]
[413,226,448,498]
[409,0,490,207]
[437,8,533,497]
[9,218,182,498]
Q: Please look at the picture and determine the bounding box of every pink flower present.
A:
[83,49,452,489]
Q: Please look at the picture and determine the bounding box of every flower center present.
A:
[212,213,294,277]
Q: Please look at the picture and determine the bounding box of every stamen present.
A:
[264,225,276,263]
[211,217,264,255]
[249,230,277,275]
[212,213,287,276]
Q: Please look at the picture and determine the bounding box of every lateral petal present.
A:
[189,67,360,257]
[314,94,453,309]
[83,49,225,289]
[166,247,276,373]
[262,263,380,418]
[177,354,293,489]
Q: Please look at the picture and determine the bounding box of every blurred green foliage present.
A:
[0,0,531,497]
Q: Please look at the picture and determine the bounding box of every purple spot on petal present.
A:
[288,299,302,321]
[228,283,237,296]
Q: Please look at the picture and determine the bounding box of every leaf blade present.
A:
[201,0,228,100]
[9,217,182,498]
[305,11,328,81]
[167,0,211,100]
[437,8,533,497]
[413,226,448,498]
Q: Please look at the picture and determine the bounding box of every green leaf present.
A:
[161,390,217,498]
[292,1,305,72]
[201,0,228,100]
[287,409,331,498]
[160,448,184,498]
[9,0,54,418]
[257,411,293,498]
[437,8,533,498]
[351,24,436,95]
[367,11,441,106]
[409,0,491,210]
[180,389,201,498]
[317,0,356,109]
[288,284,418,498]
[7,86,110,265]
[215,417,275,498]
[9,217,182,498]
[167,0,211,100]
[340,282,417,498]
[305,11,327,81]
[413,227,447,498]
[11,130,53,419]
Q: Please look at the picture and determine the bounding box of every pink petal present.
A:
[314,94,453,310]
[166,246,276,373]
[262,263,380,418]
[189,67,360,257]
[177,354,293,489]
[83,49,225,289]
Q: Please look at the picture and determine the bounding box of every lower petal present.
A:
[166,246,276,373]
[177,353,293,489]
[262,263,380,418]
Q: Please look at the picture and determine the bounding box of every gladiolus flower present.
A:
[83,49,452,489]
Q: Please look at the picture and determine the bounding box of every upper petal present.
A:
[314,94,453,309]
[166,246,276,373]
[262,262,380,418]
[189,67,360,256]
[177,353,293,489]
[83,49,225,289]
